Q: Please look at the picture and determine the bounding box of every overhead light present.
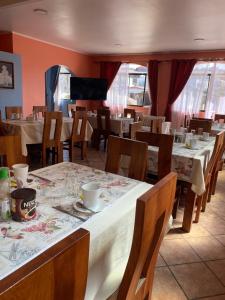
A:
[114,43,122,47]
[194,38,205,41]
[33,8,48,15]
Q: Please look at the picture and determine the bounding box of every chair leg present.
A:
[81,141,87,160]
[211,170,219,196]
[58,143,63,163]
[194,195,202,223]
[42,147,46,167]
[69,142,74,162]
[202,185,210,212]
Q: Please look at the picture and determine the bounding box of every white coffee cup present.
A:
[203,132,209,140]
[12,164,29,187]
[81,182,102,210]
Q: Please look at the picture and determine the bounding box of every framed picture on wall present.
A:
[0,61,14,89]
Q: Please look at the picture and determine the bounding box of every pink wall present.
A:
[12,34,99,115]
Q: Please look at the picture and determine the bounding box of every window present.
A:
[172,61,225,127]
[106,63,151,112]
[56,66,71,100]
[127,64,150,106]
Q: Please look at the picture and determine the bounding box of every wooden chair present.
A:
[68,104,77,117]
[5,106,23,120]
[214,114,225,122]
[128,121,143,139]
[42,111,63,167]
[76,106,87,111]
[188,119,212,133]
[33,106,47,118]
[136,131,173,181]
[107,172,177,300]
[195,131,225,222]
[105,135,148,181]
[93,108,114,150]
[63,111,87,161]
[0,135,25,167]
[124,108,136,120]
[0,228,90,300]
[210,136,225,196]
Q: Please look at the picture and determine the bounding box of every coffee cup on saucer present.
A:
[81,182,102,210]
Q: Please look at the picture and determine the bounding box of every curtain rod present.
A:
[96,58,225,63]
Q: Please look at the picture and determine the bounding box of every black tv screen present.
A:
[70,77,107,100]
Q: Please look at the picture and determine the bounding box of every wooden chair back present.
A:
[129,121,143,139]
[192,117,213,121]
[214,114,225,122]
[42,112,63,166]
[5,106,23,120]
[136,131,173,180]
[105,135,148,181]
[151,118,163,133]
[76,106,87,111]
[33,106,47,118]
[0,229,90,300]
[68,104,77,117]
[188,119,212,133]
[71,111,87,142]
[205,131,225,183]
[0,135,25,167]
[116,172,177,300]
[124,108,136,120]
[97,108,111,132]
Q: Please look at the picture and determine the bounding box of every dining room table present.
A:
[121,133,216,232]
[2,117,93,156]
[0,162,151,300]
[87,114,134,136]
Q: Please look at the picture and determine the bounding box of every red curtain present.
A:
[165,59,197,121]
[100,62,121,90]
[148,60,159,115]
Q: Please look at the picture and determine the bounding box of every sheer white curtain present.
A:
[205,62,225,118]
[172,62,212,128]
[106,64,129,114]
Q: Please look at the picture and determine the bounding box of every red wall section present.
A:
[12,34,99,115]
[0,33,13,52]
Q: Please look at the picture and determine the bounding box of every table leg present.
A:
[182,183,196,232]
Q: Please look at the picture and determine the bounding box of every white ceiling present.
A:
[1,0,225,55]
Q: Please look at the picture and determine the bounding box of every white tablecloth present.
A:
[147,136,215,195]
[87,116,133,136]
[2,117,93,156]
[0,162,151,299]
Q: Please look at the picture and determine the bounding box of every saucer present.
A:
[73,200,105,213]
[199,137,209,141]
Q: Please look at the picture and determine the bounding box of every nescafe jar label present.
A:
[11,188,36,222]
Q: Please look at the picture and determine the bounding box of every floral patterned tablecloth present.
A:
[0,162,151,300]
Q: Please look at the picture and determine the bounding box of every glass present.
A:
[65,173,80,198]
[191,129,196,135]
[197,128,203,135]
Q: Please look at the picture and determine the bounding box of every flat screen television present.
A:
[70,77,107,100]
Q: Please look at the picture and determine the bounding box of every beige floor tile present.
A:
[152,267,187,300]
[156,254,166,267]
[215,235,225,246]
[170,262,225,299]
[207,260,225,286]
[183,224,211,239]
[160,239,201,265]
[186,236,225,260]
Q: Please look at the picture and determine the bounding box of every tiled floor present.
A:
[31,146,225,300]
